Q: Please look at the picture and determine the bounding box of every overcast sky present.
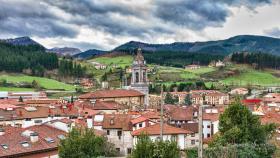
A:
[0,0,280,51]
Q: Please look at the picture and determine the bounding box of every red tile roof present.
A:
[261,112,280,125]
[164,105,197,121]
[131,123,192,136]
[24,99,60,104]
[131,116,148,125]
[242,99,262,104]
[102,114,132,131]
[0,104,81,121]
[79,89,144,99]
[75,100,122,110]
[0,125,66,157]
[0,104,20,110]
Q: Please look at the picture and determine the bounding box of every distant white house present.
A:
[215,60,225,67]
[131,123,193,150]
[230,88,249,95]
[185,64,201,70]
[91,61,107,70]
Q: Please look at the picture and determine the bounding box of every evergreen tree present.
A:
[184,94,192,106]
[18,96,23,102]
[164,92,175,104]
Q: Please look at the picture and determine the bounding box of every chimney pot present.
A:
[30,132,39,143]
[0,128,5,136]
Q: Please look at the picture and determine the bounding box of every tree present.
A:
[31,80,41,90]
[131,134,155,158]
[59,128,116,158]
[211,100,276,146]
[184,94,192,106]
[131,134,180,158]
[101,72,108,82]
[18,96,23,102]
[164,92,175,104]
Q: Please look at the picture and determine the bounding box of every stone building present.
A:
[79,89,145,109]
[129,48,149,107]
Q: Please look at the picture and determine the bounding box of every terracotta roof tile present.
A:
[131,116,148,125]
[131,123,192,136]
[79,89,144,99]
[102,114,132,131]
[0,125,66,157]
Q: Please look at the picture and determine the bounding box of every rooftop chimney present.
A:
[30,132,39,143]
[0,128,5,136]
[87,116,93,128]
[110,118,114,125]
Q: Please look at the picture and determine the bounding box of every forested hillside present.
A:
[0,42,58,76]
[143,51,224,67]
[231,52,280,69]
[0,42,86,78]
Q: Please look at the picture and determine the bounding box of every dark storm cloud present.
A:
[44,0,170,38]
[0,0,273,49]
[0,0,78,38]
[154,0,272,30]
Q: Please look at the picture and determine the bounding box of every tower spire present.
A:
[135,48,144,61]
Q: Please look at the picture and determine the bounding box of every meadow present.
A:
[0,74,76,91]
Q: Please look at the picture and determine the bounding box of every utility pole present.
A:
[198,105,203,158]
[198,95,206,158]
[160,84,164,140]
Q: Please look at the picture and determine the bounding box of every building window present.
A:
[25,118,31,121]
[127,148,132,154]
[207,125,210,128]
[117,131,122,140]
[107,130,110,135]
[207,133,210,138]
[135,72,139,83]
[191,133,195,137]
[191,140,195,145]
[116,148,120,153]
[143,72,146,82]
[171,135,177,142]
[139,123,142,128]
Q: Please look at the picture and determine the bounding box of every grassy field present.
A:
[184,67,216,75]
[89,55,133,68]
[0,86,35,92]
[0,74,76,91]
[222,70,280,86]
[157,66,216,81]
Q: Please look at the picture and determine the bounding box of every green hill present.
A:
[0,74,76,91]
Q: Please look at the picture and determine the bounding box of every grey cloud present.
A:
[0,0,78,38]
[154,0,229,30]
[154,0,272,30]
[264,27,280,37]
[0,0,274,50]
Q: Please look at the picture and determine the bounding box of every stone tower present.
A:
[130,48,149,107]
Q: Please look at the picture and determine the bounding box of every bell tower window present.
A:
[135,72,139,83]
[143,71,146,82]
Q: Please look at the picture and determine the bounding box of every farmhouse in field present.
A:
[185,64,201,70]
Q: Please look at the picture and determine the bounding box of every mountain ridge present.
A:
[114,35,280,55]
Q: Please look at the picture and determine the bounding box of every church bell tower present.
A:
[130,48,149,107]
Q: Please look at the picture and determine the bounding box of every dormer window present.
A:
[1,144,8,149]
[57,135,66,140]
[21,141,30,147]
[45,137,55,143]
